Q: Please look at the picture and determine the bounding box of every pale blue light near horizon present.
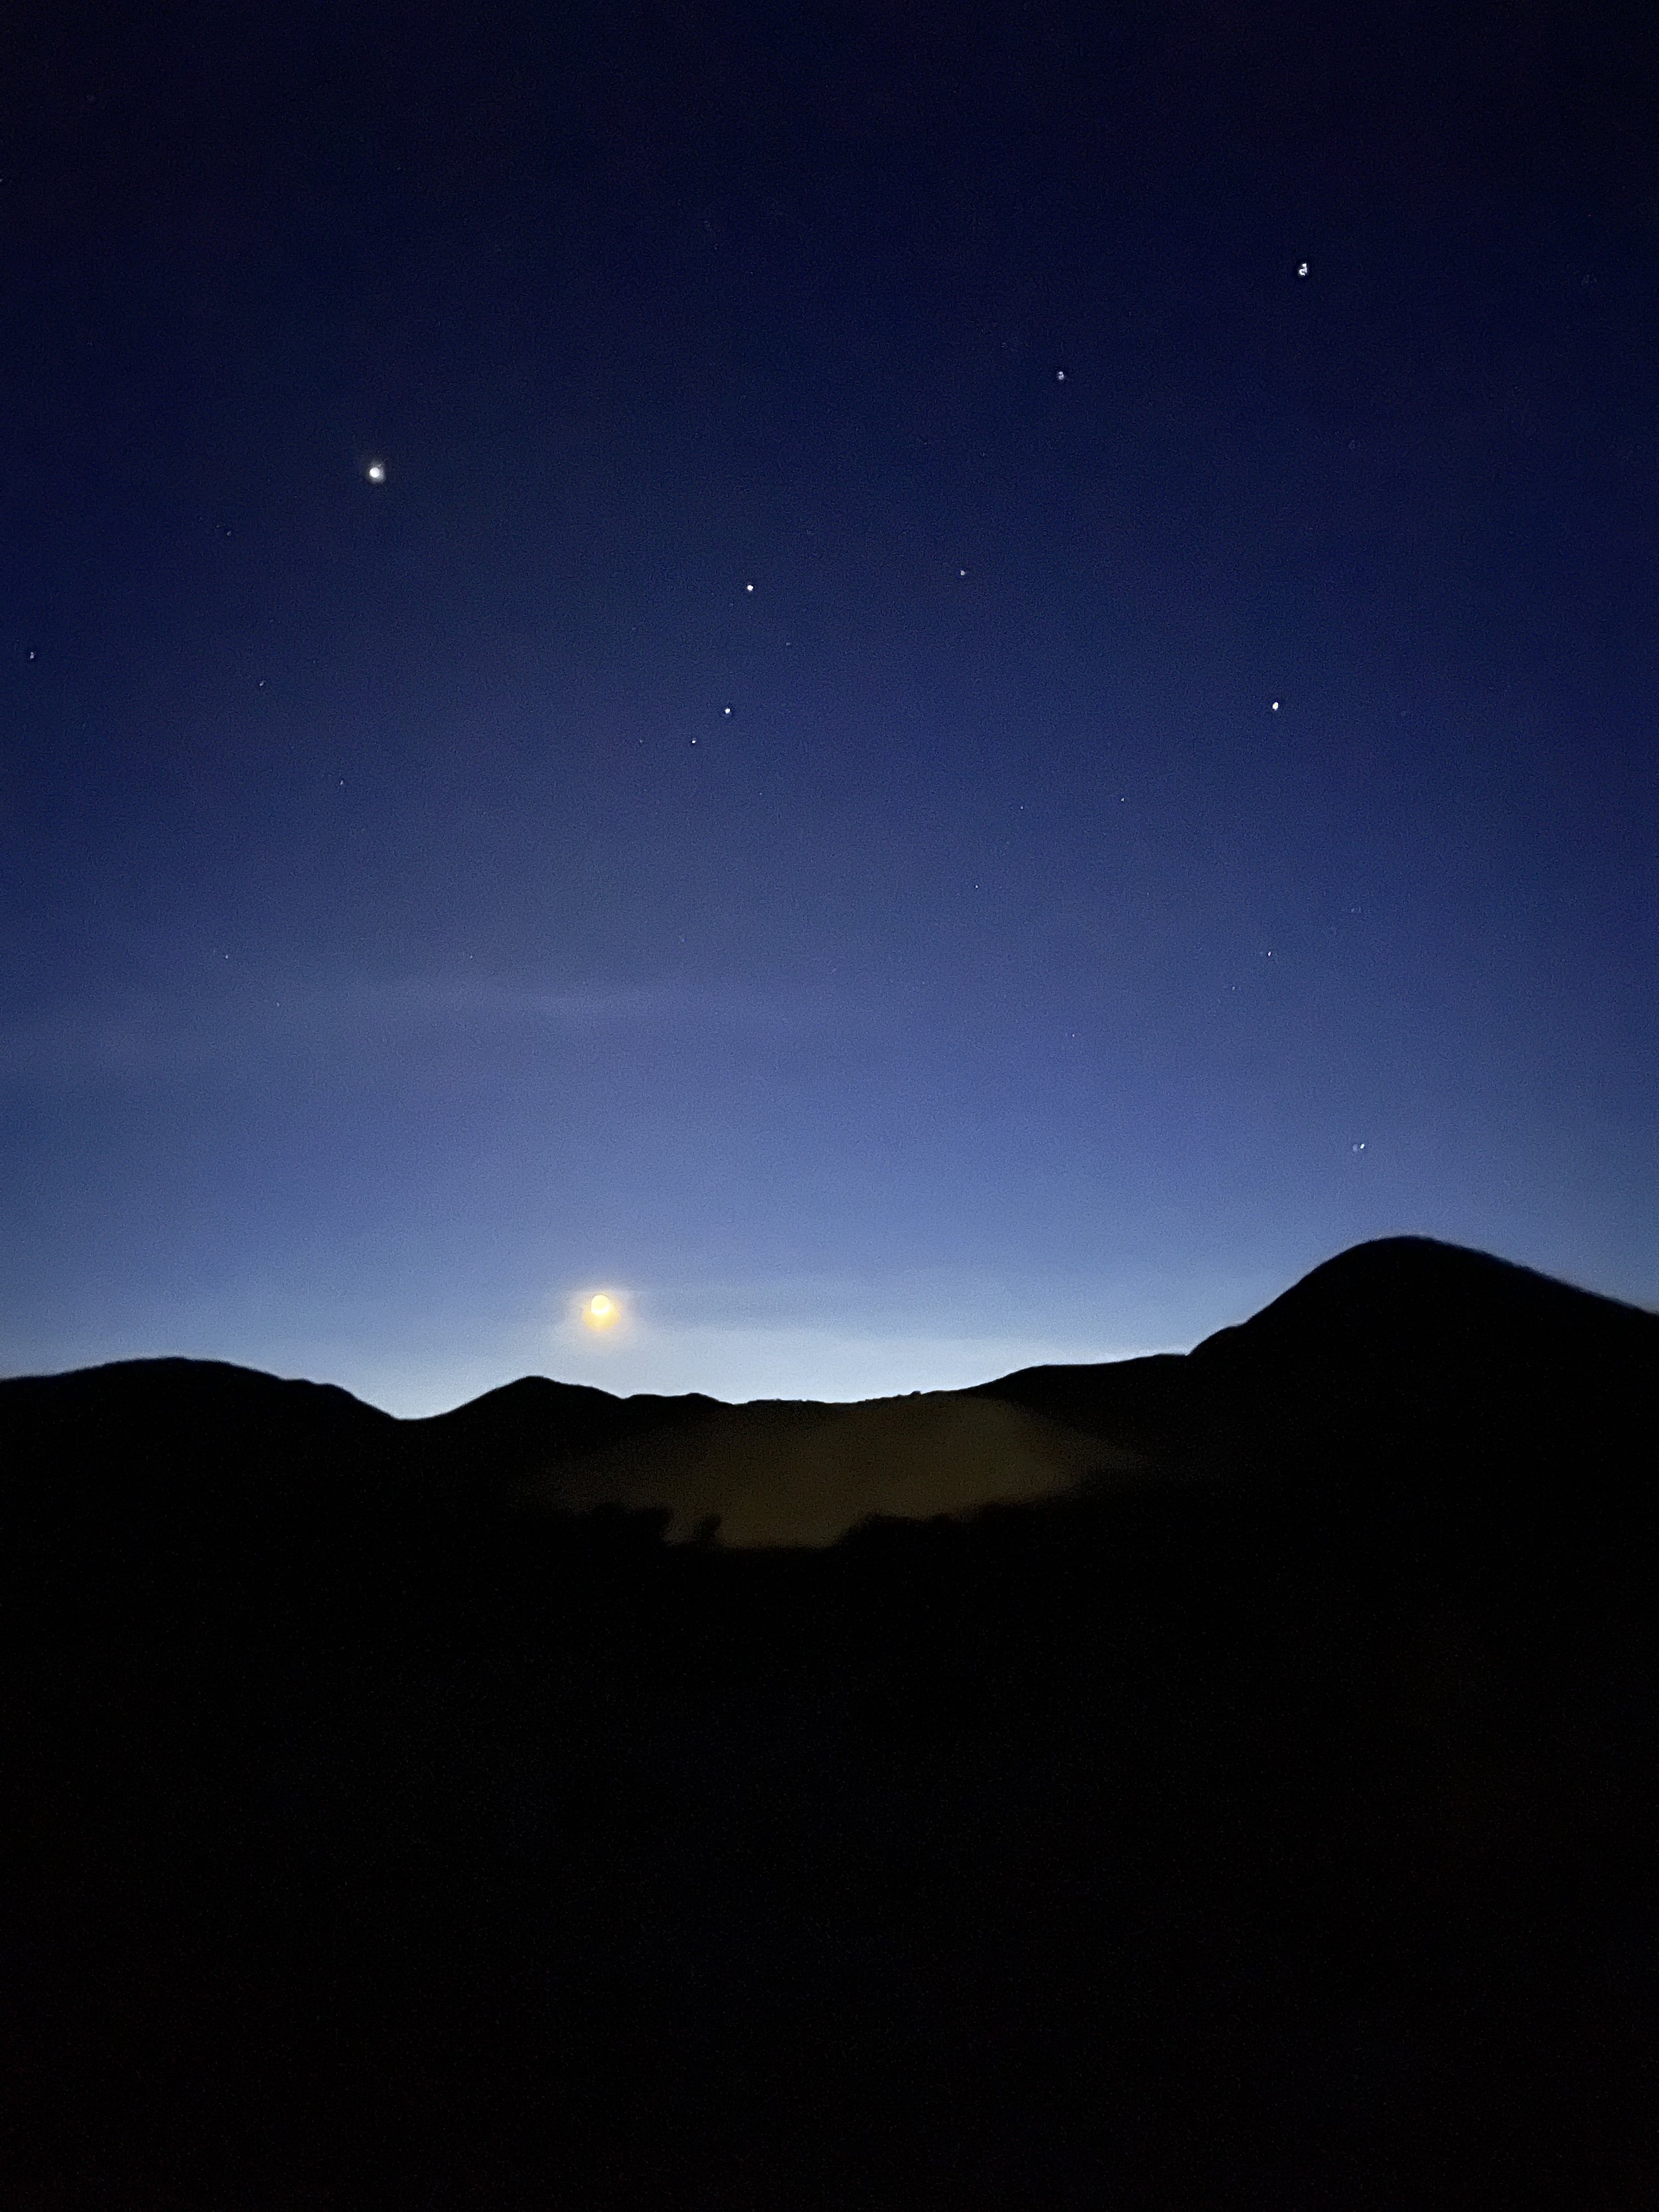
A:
[4,1220,1652,1418]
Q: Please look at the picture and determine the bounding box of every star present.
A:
[364,459,387,484]
[1296,261,1309,277]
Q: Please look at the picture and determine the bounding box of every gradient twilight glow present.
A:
[1,4,1654,1413]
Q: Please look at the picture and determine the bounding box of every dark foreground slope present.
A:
[3,1244,1658,2210]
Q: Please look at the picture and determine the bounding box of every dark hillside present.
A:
[967,1348,1192,1454]
[979,1236,1658,1482]
[0,1355,396,1461]
[3,1244,1658,2208]
[407,1374,725,1490]
[1185,1236,1658,1463]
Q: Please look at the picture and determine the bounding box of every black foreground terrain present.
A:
[4,1238,1658,2209]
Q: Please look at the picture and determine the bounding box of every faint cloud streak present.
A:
[0,972,816,1086]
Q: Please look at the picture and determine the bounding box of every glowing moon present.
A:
[583,1292,621,1330]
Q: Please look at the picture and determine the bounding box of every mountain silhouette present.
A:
[1,1352,395,1457]
[5,1239,1658,2207]
[3,1237,1653,1546]
[407,1373,725,1490]
[976,1234,1657,1483]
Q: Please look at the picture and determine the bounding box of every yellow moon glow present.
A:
[583,1293,621,1330]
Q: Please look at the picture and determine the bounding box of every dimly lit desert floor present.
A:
[5,1239,1658,2207]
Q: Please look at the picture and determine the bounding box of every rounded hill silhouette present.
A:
[3,1236,1658,2207]
[979,1235,1656,1487]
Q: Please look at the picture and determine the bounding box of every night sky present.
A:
[3,2,1655,1413]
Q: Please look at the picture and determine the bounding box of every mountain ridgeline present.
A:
[3,1237,1657,2208]
[6,1236,1653,1543]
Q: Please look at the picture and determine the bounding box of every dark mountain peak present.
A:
[1190,1234,1658,1368]
[975,1238,1656,1479]
[409,1374,725,1477]
[0,1359,402,1546]
[0,1355,395,1441]
[1177,1236,1656,1477]
[417,1374,628,1431]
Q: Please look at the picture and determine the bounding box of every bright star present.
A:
[364,459,387,484]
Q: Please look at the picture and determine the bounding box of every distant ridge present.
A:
[408,1374,724,1480]
[4,1239,1654,1539]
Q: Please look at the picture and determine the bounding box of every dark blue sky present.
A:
[3,1,1655,1410]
